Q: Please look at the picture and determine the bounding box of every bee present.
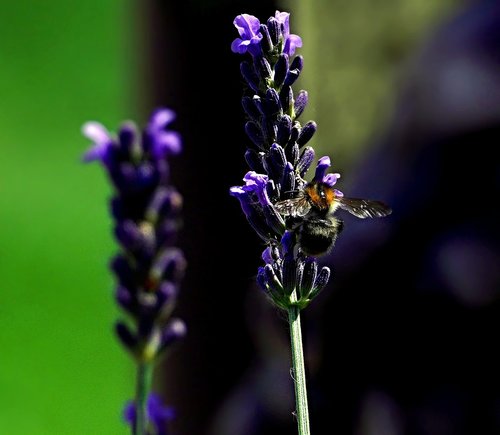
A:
[274,181,392,256]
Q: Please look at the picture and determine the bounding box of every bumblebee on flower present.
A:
[229,11,391,310]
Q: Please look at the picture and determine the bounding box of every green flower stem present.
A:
[135,361,153,435]
[288,292,311,435]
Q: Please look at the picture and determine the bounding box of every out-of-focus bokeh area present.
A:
[0,1,140,433]
[1,0,499,434]
[294,0,457,166]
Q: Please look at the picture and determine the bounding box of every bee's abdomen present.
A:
[298,217,342,256]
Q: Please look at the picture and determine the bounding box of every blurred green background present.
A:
[0,0,458,433]
[290,0,456,168]
[0,1,139,433]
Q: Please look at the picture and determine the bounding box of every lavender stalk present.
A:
[82,108,187,435]
[288,302,309,433]
[230,11,391,434]
[230,11,316,434]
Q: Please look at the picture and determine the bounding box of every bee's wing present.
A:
[274,194,312,217]
[337,197,392,219]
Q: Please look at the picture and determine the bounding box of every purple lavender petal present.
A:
[82,121,112,145]
[230,186,256,216]
[243,171,271,206]
[153,248,186,283]
[160,318,187,349]
[274,11,290,35]
[283,34,303,57]
[323,172,341,187]
[82,121,114,162]
[147,187,183,221]
[148,393,176,434]
[148,394,176,419]
[114,220,142,251]
[150,108,175,129]
[314,156,331,181]
[153,131,182,157]
[234,14,261,38]
[124,393,175,435]
[243,170,267,184]
[231,14,263,55]
[229,187,273,240]
[115,286,132,310]
[261,247,274,264]
[156,282,177,310]
[229,185,246,197]
[147,108,182,158]
[274,10,303,56]
[124,401,136,424]
[115,287,140,317]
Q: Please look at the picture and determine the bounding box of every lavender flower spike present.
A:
[230,10,329,309]
[230,12,320,433]
[230,11,392,435]
[83,107,186,434]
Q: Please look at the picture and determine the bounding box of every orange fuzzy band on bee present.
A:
[325,185,335,205]
[305,182,335,210]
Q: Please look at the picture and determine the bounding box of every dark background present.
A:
[148,1,500,434]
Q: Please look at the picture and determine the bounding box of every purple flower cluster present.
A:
[82,108,187,362]
[230,11,334,309]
